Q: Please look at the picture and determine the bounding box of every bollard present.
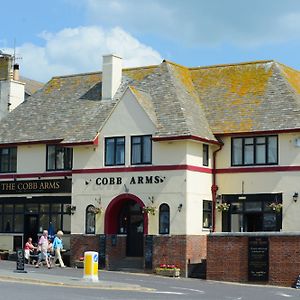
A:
[83,251,98,282]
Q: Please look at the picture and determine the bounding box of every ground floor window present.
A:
[0,196,71,241]
[221,193,282,232]
[203,200,212,229]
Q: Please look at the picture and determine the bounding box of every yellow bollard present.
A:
[83,251,98,282]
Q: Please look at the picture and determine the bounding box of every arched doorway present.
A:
[105,194,148,257]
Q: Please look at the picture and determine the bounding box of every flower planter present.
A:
[155,267,180,277]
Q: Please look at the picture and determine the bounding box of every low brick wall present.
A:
[207,233,300,287]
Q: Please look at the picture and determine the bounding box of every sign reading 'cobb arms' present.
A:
[0,179,72,194]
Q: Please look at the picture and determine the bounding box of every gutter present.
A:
[211,140,223,232]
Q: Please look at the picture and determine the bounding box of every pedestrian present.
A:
[35,230,51,269]
[52,230,65,268]
[24,237,37,264]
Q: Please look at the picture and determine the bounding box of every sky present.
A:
[1,0,300,82]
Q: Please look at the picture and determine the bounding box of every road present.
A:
[0,261,299,299]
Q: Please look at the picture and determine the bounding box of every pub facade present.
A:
[0,55,300,279]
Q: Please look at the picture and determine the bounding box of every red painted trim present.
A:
[104,193,148,234]
[0,171,72,180]
[152,135,221,146]
[216,165,300,174]
[72,164,212,174]
[0,139,63,148]
[215,128,300,137]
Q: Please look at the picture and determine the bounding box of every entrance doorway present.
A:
[24,214,39,244]
[119,200,144,256]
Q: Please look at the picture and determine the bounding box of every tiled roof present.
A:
[0,59,299,145]
[20,76,44,96]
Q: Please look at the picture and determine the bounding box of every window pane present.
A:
[25,204,38,213]
[10,148,17,172]
[263,214,277,231]
[132,143,141,164]
[47,146,56,170]
[14,215,24,232]
[268,136,277,163]
[86,206,95,234]
[232,138,242,165]
[56,148,65,169]
[203,144,209,166]
[244,201,262,212]
[4,204,13,213]
[159,204,170,234]
[244,138,254,164]
[231,202,243,213]
[65,148,73,169]
[51,204,61,213]
[203,200,212,211]
[143,136,151,163]
[39,214,50,231]
[15,204,24,213]
[256,144,266,164]
[105,138,115,165]
[40,204,49,213]
[3,215,13,232]
[51,214,61,232]
[116,138,125,165]
[231,214,243,232]
[0,215,2,231]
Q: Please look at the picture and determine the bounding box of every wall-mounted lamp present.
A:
[293,192,299,203]
[216,194,222,204]
[85,179,91,185]
[178,203,183,212]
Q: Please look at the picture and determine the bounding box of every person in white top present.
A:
[35,230,51,269]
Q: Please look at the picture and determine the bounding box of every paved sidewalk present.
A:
[0,260,150,291]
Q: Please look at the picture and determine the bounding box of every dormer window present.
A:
[47,145,73,171]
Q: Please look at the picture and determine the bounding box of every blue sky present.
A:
[1,0,300,82]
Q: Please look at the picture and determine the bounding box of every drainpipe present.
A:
[211,140,223,232]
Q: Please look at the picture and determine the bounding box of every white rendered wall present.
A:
[17,145,46,173]
[9,80,25,111]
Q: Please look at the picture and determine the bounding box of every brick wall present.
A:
[70,234,100,265]
[105,235,126,269]
[153,235,207,276]
[207,233,300,287]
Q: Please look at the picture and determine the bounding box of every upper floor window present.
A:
[0,147,17,173]
[203,144,209,166]
[47,145,73,171]
[231,136,278,166]
[105,137,125,166]
[131,135,152,165]
[159,203,170,234]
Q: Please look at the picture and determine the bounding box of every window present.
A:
[203,144,209,166]
[232,136,278,166]
[203,200,212,229]
[131,135,152,165]
[86,205,96,234]
[0,147,17,173]
[159,204,170,234]
[105,137,125,166]
[47,145,73,170]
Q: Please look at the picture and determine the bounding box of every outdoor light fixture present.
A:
[124,184,129,193]
[216,194,222,204]
[178,203,183,212]
[85,179,91,185]
[293,192,299,202]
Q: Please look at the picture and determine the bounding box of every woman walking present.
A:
[52,230,65,268]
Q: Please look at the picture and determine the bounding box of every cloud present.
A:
[15,26,162,82]
[80,0,300,47]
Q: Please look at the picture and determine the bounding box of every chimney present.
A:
[13,64,20,81]
[102,54,122,100]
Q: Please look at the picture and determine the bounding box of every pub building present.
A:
[0,54,300,282]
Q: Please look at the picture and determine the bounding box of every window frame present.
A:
[46,145,73,171]
[159,203,170,234]
[105,136,125,166]
[231,135,278,166]
[0,147,17,173]
[203,144,209,166]
[85,205,96,234]
[203,200,212,229]
[131,135,152,165]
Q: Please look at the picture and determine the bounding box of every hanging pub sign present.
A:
[0,179,72,194]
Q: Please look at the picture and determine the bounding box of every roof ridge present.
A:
[189,59,275,70]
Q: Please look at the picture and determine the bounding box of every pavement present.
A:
[0,260,152,291]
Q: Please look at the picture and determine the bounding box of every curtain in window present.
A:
[86,205,96,234]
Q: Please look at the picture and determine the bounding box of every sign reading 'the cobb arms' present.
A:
[0,179,71,194]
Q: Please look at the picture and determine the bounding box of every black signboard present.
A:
[0,179,71,194]
[145,235,153,269]
[99,234,106,268]
[15,248,27,273]
[248,237,269,281]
